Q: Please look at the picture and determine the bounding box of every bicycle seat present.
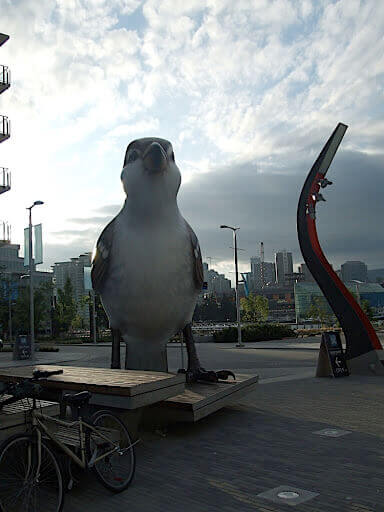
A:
[62,391,91,407]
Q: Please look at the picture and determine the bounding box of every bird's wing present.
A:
[91,219,115,293]
[185,222,204,290]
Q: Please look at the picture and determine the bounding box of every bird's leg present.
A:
[179,323,236,383]
[111,328,121,369]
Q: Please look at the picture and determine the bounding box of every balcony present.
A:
[0,115,10,143]
[0,167,10,194]
[0,221,11,245]
[0,65,10,94]
[0,34,9,47]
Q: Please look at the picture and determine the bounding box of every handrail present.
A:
[0,167,10,188]
[0,115,10,136]
[0,65,10,86]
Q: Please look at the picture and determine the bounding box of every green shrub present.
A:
[52,339,84,345]
[38,346,60,352]
[0,345,59,353]
[295,327,342,337]
[213,323,297,342]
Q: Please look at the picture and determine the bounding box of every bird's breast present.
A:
[103,217,198,336]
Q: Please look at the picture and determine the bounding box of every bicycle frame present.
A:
[31,409,124,470]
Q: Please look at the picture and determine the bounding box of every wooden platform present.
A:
[0,365,185,410]
[152,374,259,422]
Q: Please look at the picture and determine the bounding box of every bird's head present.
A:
[121,138,181,203]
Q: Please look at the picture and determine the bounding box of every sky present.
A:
[0,0,383,284]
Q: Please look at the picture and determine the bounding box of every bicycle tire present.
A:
[0,433,64,512]
[86,410,136,493]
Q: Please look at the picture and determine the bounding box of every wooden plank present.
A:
[155,374,259,422]
[89,381,185,409]
[0,365,185,397]
[165,374,259,411]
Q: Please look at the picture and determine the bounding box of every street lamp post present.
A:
[220,225,244,347]
[350,279,363,306]
[27,200,44,359]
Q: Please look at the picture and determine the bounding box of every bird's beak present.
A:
[143,142,167,173]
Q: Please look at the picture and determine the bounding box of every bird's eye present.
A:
[128,150,139,163]
[170,151,175,161]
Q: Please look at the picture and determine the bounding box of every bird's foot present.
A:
[178,368,236,384]
[215,370,236,381]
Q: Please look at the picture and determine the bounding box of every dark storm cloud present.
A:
[45,148,383,273]
[178,149,384,270]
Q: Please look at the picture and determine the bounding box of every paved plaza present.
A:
[1,339,383,511]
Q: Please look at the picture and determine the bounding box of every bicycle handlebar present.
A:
[0,369,64,410]
[32,369,63,381]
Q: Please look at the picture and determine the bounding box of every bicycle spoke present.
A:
[87,411,136,492]
[0,436,63,512]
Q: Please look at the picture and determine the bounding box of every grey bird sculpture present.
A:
[91,137,235,383]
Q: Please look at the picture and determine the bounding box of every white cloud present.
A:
[106,117,160,138]
[0,0,383,279]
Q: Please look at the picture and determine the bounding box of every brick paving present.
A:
[63,374,384,512]
[1,342,383,511]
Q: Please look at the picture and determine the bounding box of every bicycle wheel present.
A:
[86,410,136,493]
[0,433,64,512]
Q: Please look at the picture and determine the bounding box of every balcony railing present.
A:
[0,221,11,245]
[0,65,10,94]
[0,167,10,194]
[0,34,9,47]
[0,115,10,143]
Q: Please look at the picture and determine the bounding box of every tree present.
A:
[56,278,77,333]
[361,299,374,321]
[96,293,109,328]
[240,293,269,323]
[220,294,236,322]
[9,282,52,337]
[307,295,333,327]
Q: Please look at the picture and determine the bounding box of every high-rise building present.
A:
[0,242,52,289]
[275,250,293,287]
[295,281,384,320]
[0,32,11,245]
[298,263,315,282]
[250,256,275,290]
[341,261,368,283]
[0,243,26,273]
[52,253,92,321]
[367,268,384,283]
[202,262,232,297]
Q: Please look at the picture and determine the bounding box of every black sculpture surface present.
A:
[297,123,384,375]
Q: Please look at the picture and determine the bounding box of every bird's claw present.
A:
[216,370,236,381]
[178,368,236,383]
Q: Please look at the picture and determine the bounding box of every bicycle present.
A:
[0,369,137,512]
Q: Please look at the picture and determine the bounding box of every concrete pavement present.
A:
[0,347,88,368]
[1,339,384,511]
[62,372,384,512]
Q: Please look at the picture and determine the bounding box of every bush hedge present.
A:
[213,323,297,343]
[0,345,59,352]
[295,327,342,337]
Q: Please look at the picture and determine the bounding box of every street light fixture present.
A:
[220,225,244,347]
[27,200,44,359]
[350,279,363,306]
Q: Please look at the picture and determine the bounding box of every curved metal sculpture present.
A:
[297,123,384,375]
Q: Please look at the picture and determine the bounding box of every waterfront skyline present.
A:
[1,1,383,283]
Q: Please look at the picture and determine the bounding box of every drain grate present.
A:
[313,428,352,437]
[257,486,319,506]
